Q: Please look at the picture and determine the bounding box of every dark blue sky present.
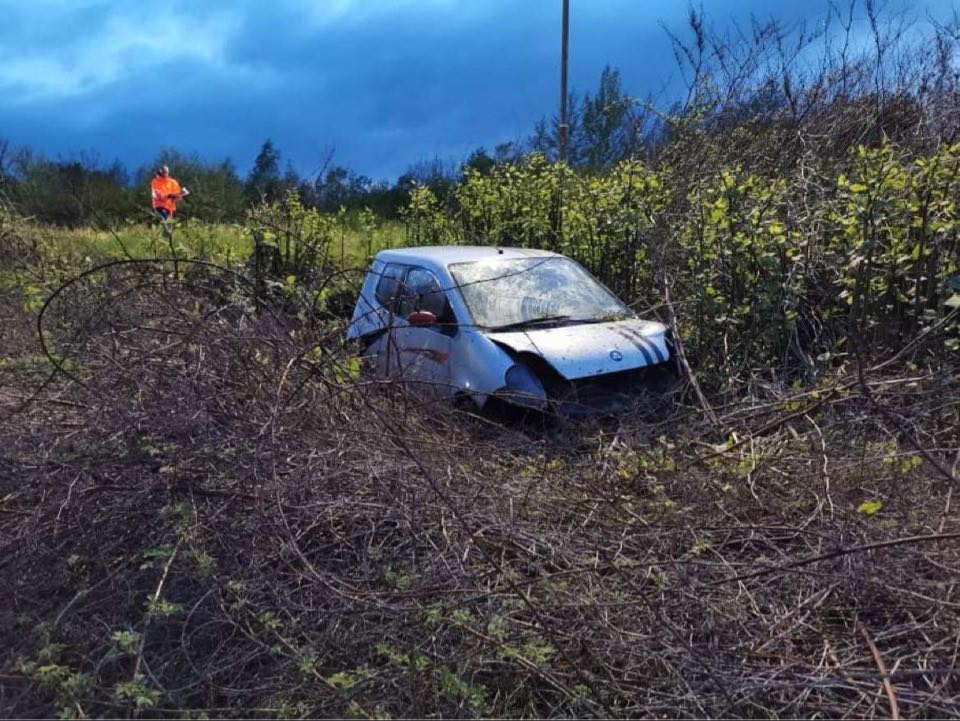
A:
[1,0,954,182]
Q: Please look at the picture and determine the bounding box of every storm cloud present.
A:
[0,0,953,181]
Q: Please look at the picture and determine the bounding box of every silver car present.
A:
[347,246,677,416]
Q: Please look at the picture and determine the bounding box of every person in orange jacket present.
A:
[150,165,188,220]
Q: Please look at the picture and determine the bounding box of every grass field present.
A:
[7,216,408,270]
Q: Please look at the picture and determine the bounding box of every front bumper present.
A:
[548,363,680,418]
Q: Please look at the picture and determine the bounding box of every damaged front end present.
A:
[549,364,680,417]
[491,351,679,419]
[484,318,680,417]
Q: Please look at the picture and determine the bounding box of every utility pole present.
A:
[558,0,570,164]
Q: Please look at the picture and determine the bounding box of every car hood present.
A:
[485,318,670,380]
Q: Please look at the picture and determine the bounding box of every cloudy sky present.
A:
[0,0,955,182]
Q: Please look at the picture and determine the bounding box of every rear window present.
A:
[374,263,406,310]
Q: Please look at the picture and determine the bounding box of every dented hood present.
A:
[485,318,670,380]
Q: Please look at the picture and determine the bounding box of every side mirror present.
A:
[408,310,437,327]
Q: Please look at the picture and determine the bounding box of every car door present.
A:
[362,262,407,377]
[392,267,455,398]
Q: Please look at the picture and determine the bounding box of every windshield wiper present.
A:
[565,314,633,325]
[487,315,572,332]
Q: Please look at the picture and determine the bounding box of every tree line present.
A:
[0,58,651,229]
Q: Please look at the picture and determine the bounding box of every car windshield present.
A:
[448,256,632,330]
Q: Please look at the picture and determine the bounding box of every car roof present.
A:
[374,245,562,271]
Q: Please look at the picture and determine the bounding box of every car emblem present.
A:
[609,350,623,362]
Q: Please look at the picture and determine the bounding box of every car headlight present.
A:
[504,363,547,409]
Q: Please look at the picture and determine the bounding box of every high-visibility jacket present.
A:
[151,176,182,214]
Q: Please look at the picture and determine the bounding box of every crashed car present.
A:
[346,246,678,416]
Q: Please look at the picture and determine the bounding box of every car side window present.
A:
[399,268,450,320]
[375,263,406,311]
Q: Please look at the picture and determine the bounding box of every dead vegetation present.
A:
[0,247,958,719]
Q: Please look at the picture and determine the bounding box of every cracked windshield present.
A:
[449,257,631,330]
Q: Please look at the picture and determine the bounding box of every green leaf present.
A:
[857,500,883,516]
[115,678,160,709]
[111,630,142,654]
[945,294,960,309]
